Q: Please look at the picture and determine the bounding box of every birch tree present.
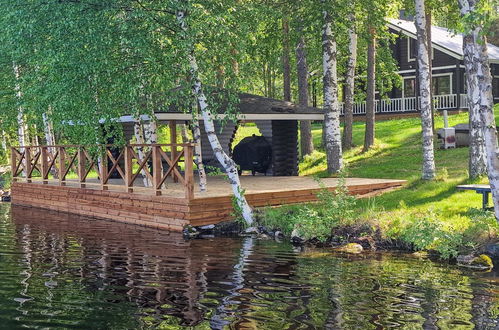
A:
[363,27,376,151]
[322,9,343,173]
[343,12,358,150]
[296,32,314,158]
[460,9,487,178]
[415,0,436,180]
[459,0,499,221]
[175,0,254,225]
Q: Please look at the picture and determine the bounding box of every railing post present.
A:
[124,146,133,193]
[59,146,66,186]
[100,147,108,191]
[10,147,17,182]
[184,145,194,200]
[25,147,32,183]
[152,145,162,196]
[41,146,48,184]
[78,147,86,188]
[170,120,179,183]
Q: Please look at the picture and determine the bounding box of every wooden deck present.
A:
[11,175,405,230]
[9,144,406,231]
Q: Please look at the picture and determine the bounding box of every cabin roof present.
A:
[120,92,325,122]
[388,18,499,63]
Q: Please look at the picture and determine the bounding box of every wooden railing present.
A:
[340,94,467,115]
[11,144,195,200]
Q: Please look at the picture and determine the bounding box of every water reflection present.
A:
[0,204,498,329]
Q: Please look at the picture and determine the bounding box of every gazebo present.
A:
[118,92,324,176]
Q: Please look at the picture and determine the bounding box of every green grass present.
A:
[259,110,499,258]
[300,111,493,220]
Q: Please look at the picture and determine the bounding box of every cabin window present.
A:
[408,38,417,62]
[407,37,434,62]
[433,75,451,95]
[403,78,416,97]
[493,78,499,98]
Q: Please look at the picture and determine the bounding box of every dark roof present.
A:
[156,89,323,116]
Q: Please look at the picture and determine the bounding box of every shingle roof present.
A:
[388,19,499,63]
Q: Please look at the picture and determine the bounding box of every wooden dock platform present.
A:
[10,144,406,231]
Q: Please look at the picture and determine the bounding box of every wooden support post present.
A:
[152,145,162,196]
[124,146,133,193]
[184,145,194,200]
[10,147,17,182]
[25,147,32,183]
[170,120,179,183]
[41,146,48,184]
[59,147,66,186]
[101,148,108,191]
[78,147,86,188]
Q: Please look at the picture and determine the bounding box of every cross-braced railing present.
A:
[11,144,195,200]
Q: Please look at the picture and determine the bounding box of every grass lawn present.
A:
[256,110,499,258]
[300,111,495,221]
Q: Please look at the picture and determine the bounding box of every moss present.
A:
[471,254,494,269]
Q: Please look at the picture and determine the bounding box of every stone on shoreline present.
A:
[334,243,363,254]
[457,254,494,271]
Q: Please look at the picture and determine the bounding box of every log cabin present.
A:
[342,18,499,115]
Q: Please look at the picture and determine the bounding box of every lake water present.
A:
[0,204,498,329]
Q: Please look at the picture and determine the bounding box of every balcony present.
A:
[340,94,469,115]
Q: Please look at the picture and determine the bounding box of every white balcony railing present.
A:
[340,94,468,115]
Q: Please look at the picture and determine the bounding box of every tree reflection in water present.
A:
[0,204,497,329]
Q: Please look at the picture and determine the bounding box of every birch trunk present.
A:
[463,32,487,178]
[363,28,376,151]
[343,16,357,151]
[191,113,207,192]
[459,0,499,221]
[415,0,436,180]
[176,4,253,224]
[296,34,314,157]
[282,17,291,102]
[13,63,26,149]
[322,11,342,173]
[42,111,58,178]
[1,130,6,151]
[133,116,151,187]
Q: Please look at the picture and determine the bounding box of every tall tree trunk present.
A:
[133,115,152,187]
[463,33,487,178]
[415,0,436,180]
[363,28,376,151]
[426,8,435,133]
[13,63,27,149]
[191,109,207,192]
[42,111,58,178]
[176,3,253,225]
[322,11,343,173]
[282,17,291,102]
[1,130,6,151]
[343,15,357,150]
[459,0,499,221]
[296,34,314,157]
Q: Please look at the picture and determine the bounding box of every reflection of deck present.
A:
[11,176,406,230]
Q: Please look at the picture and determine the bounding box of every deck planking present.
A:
[11,175,406,230]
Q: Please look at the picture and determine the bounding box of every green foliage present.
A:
[261,177,357,242]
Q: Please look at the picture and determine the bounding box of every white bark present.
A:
[459,0,499,221]
[191,115,207,192]
[343,16,357,150]
[415,0,436,180]
[133,116,151,187]
[1,130,6,151]
[176,5,253,225]
[322,11,342,173]
[42,111,58,177]
[461,15,487,178]
[13,63,26,149]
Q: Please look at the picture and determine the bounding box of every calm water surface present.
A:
[0,204,498,329]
